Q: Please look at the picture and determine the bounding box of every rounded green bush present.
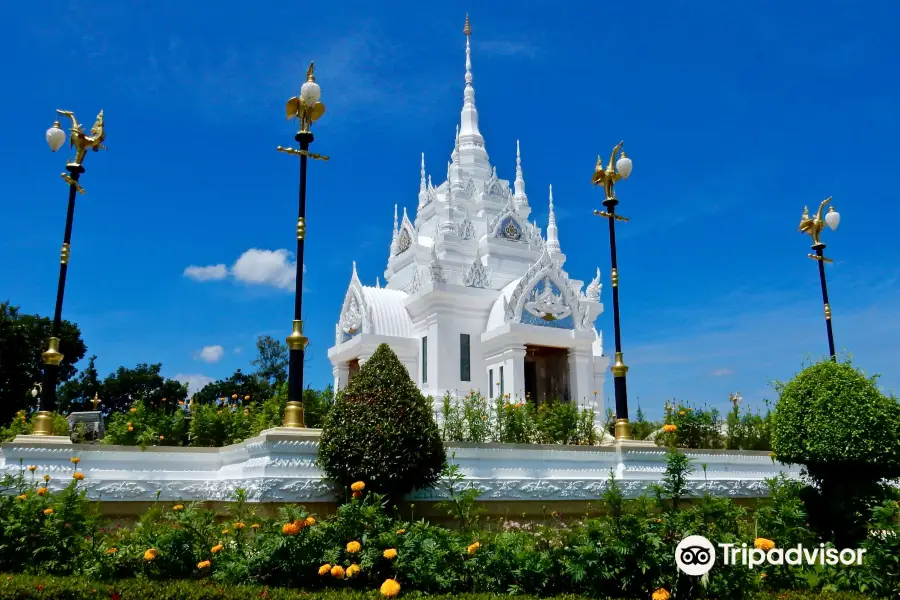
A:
[318,343,446,499]
[772,359,900,480]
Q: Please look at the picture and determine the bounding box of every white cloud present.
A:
[174,373,215,395]
[197,345,224,363]
[183,249,306,291]
[710,368,735,377]
[184,264,227,281]
[232,248,296,290]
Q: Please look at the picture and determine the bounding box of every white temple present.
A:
[328,16,609,423]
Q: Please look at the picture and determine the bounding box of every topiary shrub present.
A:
[772,358,900,546]
[318,343,446,501]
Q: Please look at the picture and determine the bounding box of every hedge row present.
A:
[0,574,886,600]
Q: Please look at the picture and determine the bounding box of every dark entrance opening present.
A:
[523,345,570,405]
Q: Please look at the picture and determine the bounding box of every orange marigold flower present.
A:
[251,523,261,529]
[43,508,53,516]
[231,394,238,399]
[652,589,671,600]
[244,395,250,401]
[197,560,211,569]
[380,578,401,597]
[331,565,345,579]
[304,516,316,526]
[346,564,361,578]
[396,529,406,535]
[27,465,37,472]
[211,544,224,554]
[352,491,362,499]
[318,564,331,576]
[467,541,480,555]
[130,408,137,413]
[72,472,85,481]
[383,548,398,560]
[234,522,245,530]
[144,549,159,561]
[173,504,184,511]
[36,487,49,496]
[754,537,775,551]
[159,435,165,441]
[16,494,26,501]
[346,540,361,553]
[70,457,81,464]
[105,547,117,554]
[350,481,365,492]
[663,424,677,433]
[221,529,229,535]
[127,426,134,432]
[282,523,300,536]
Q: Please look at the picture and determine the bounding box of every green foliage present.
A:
[104,400,189,447]
[0,411,69,442]
[0,301,87,426]
[772,358,900,545]
[188,401,254,447]
[57,355,102,413]
[726,398,774,451]
[435,454,486,530]
[190,369,262,406]
[251,334,290,391]
[99,363,188,414]
[632,405,662,441]
[440,391,598,445]
[318,343,446,500]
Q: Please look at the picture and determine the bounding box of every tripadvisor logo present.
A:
[675,535,866,575]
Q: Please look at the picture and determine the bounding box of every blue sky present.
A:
[3,1,899,420]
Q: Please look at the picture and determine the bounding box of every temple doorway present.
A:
[523,345,570,405]
[348,359,360,384]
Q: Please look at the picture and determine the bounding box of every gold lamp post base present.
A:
[614,418,633,441]
[32,411,56,436]
[283,401,305,428]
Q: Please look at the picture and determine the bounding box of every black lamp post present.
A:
[591,141,634,441]
[277,62,328,428]
[798,197,840,360]
[33,110,106,436]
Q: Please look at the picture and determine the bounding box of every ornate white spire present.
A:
[514,140,527,201]
[459,15,485,148]
[464,249,492,288]
[428,244,447,283]
[389,204,399,257]
[418,153,427,207]
[586,268,601,301]
[376,276,382,289]
[546,184,560,253]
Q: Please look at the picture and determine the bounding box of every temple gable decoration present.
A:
[488,199,543,248]
[394,208,416,256]
[503,250,590,330]
[336,262,372,344]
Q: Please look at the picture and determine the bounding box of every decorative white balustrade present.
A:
[0,430,800,503]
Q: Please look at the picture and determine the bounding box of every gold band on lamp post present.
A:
[284,320,309,427]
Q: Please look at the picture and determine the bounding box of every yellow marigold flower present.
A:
[467,541,480,555]
[331,565,345,579]
[663,424,677,433]
[351,481,365,492]
[282,523,300,536]
[346,564,361,578]
[43,475,50,482]
[127,426,134,432]
[251,523,261,529]
[197,560,211,569]
[318,564,331,576]
[127,422,132,427]
[652,589,671,600]
[679,410,686,416]
[234,522,245,530]
[144,548,158,561]
[244,395,250,401]
[72,472,85,481]
[43,508,53,516]
[106,547,118,554]
[231,394,238,400]
[36,487,49,496]
[396,529,406,535]
[211,544,224,554]
[304,516,316,526]
[70,457,81,464]
[760,572,767,579]
[16,494,26,501]
[754,537,775,551]
[130,408,137,413]
[383,548,398,560]
[221,529,229,535]
[173,504,184,511]
[346,540,361,553]
[27,465,37,472]
[380,578,401,597]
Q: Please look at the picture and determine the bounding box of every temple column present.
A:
[568,347,594,409]
[497,345,526,401]
[333,363,350,393]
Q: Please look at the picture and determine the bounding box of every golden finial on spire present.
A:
[464,13,472,36]
[306,61,316,82]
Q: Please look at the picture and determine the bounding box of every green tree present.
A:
[772,358,900,546]
[57,355,101,413]
[251,335,289,390]
[318,343,446,501]
[192,369,264,405]
[100,363,187,413]
[0,301,86,425]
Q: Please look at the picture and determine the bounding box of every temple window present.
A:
[460,334,471,382]
[421,336,428,385]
